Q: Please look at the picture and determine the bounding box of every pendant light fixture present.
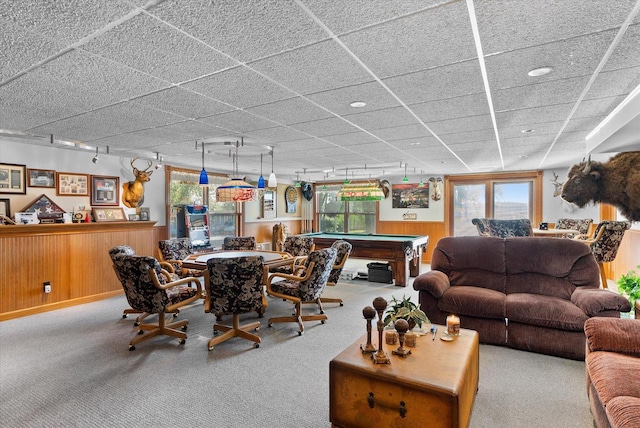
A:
[216,138,257,202]
[257,153,265,189]
[198,141,209,186]
[267,148,277,188]
[418,170,424,187]
[402,163,409,182]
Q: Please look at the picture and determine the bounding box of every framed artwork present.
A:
[92,207,127,222]
[128,214,140,221]
[90,175,119,206]
[139,207,150,221]
[57,172,89,196]
[0,199,10,217]
[391,183,430,209]
[27,169,56,188]
[0,163,27,194]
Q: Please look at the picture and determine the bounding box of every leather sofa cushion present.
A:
[606,396,640,428]
[439,286,505,319]
[432,236,506,293]
[587,352,640,406]
[505,293,588,331]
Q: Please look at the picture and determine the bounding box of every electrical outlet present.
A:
[43,282,51,293]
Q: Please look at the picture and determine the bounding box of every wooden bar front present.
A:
[0,221,159,320]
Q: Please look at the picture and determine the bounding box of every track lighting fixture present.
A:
[92,147,99,164]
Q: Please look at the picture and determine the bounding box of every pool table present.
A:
[300,232,429,287]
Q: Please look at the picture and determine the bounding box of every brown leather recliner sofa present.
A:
[413,236,630,360]
[584,317,640,428]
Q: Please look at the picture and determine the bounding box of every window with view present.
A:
[316,184,376,234]
[168,168,237,248]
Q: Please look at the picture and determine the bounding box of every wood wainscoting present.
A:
[0,221,161,321]
[376,221,446,264]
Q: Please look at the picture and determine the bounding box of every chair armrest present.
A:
[584,317,640,356]
[159,262,176,274]
[268,262,316,285]
[571,288,631,316]
[412,270,450,298]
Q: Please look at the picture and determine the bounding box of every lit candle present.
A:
[446,314,460,336]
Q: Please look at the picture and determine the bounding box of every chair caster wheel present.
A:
[339,303,344,307]
[298,331,303,336]
[122,314,128,319]
[129,345,135,351]
[134,322,140,326]
[320,310,325,314]
[181,325,188,332]
[321,320,326,324]
[208,346,214,351]
[179,339,186,345]
[137,330,144,335]
[254,343,260,348]
[173,313,178,318]
[268,323,273,327]
[255,326,260,331]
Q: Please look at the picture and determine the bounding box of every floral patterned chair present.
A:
[556,218,593,239]
[203,256,264,351]
[109,245,150,325]
[157,238,203,278]
[271,235,315,274]
[317,240,352,307]
[484,218,533,237]
[471,218,491,236]
[267,248,337,335]
[222,236,257,250]
[111,253,202,350]
[575,221,631,289]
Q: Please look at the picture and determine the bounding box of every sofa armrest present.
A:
[571,288,631,316]
[413,270,450,298]
[584,317,640,356]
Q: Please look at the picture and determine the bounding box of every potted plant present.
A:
[383,295,430,330]
[617,265,640,318]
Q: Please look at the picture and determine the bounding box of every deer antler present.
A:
[130,157,153,174]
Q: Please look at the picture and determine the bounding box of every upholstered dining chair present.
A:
[271,235,315,274]
[575,221,631,288]
[157,238,203,278]
[111,253,202,350]
[204,256,265,351]
[266,248,337,335]
[556,218,593,238]
[484,218,533,237]
[317,240,352,307]
[109,245,149,325]
[222,236,257,251]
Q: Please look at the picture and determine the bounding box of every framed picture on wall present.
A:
[0,163,27,194]
[92,207,127,222]
[90,175,119,206]
[391,183,430,209]
[27,169,56,188]
[57,172,89,196]
[0,198,10,217]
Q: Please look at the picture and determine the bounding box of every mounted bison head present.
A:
[561,151,640,221]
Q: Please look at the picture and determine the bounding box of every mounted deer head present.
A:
[122,158,153,208]
[550,171,564,197]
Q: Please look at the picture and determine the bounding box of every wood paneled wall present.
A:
[243,219,302,249]
[376,221,446,264]
[0,222,161,320]
[612,228,640,281]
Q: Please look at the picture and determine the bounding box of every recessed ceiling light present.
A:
[527,66,553,77]
[518,154,528,158]
[410,142,421,146]
[350,101,367,108]
[521,129,534,133]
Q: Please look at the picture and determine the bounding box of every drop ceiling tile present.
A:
[344,106,419,131]
[1,0,134,45]
[305,81,400,115]
[475,0,639,54]
[493,76,590,111]
[248,40,373,95]
[302,0,446,35]
[290,117,361,137]
[383,60,485,105]
[81,13,237,83]
[132,87,234,119]
[200,110,280,133]
[496,104,574,128]
[151,0,328,62]
[409,93,491,123]
[564,116,607,133]
[323,131,380,147]
[245,97,334,126]
[371,124,432,141]
[573,96,626,118]
[244,126,310,144]
[602,23,640,71]
[584,67,640,100]
[275,138,335,152]
[341,1,476,78]
[428,115,494,136]
[182,67,295,109]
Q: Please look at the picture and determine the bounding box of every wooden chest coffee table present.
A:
[329,326,479,428]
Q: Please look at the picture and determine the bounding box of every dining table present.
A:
[182,250,295,316]
[532,228,580,237]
